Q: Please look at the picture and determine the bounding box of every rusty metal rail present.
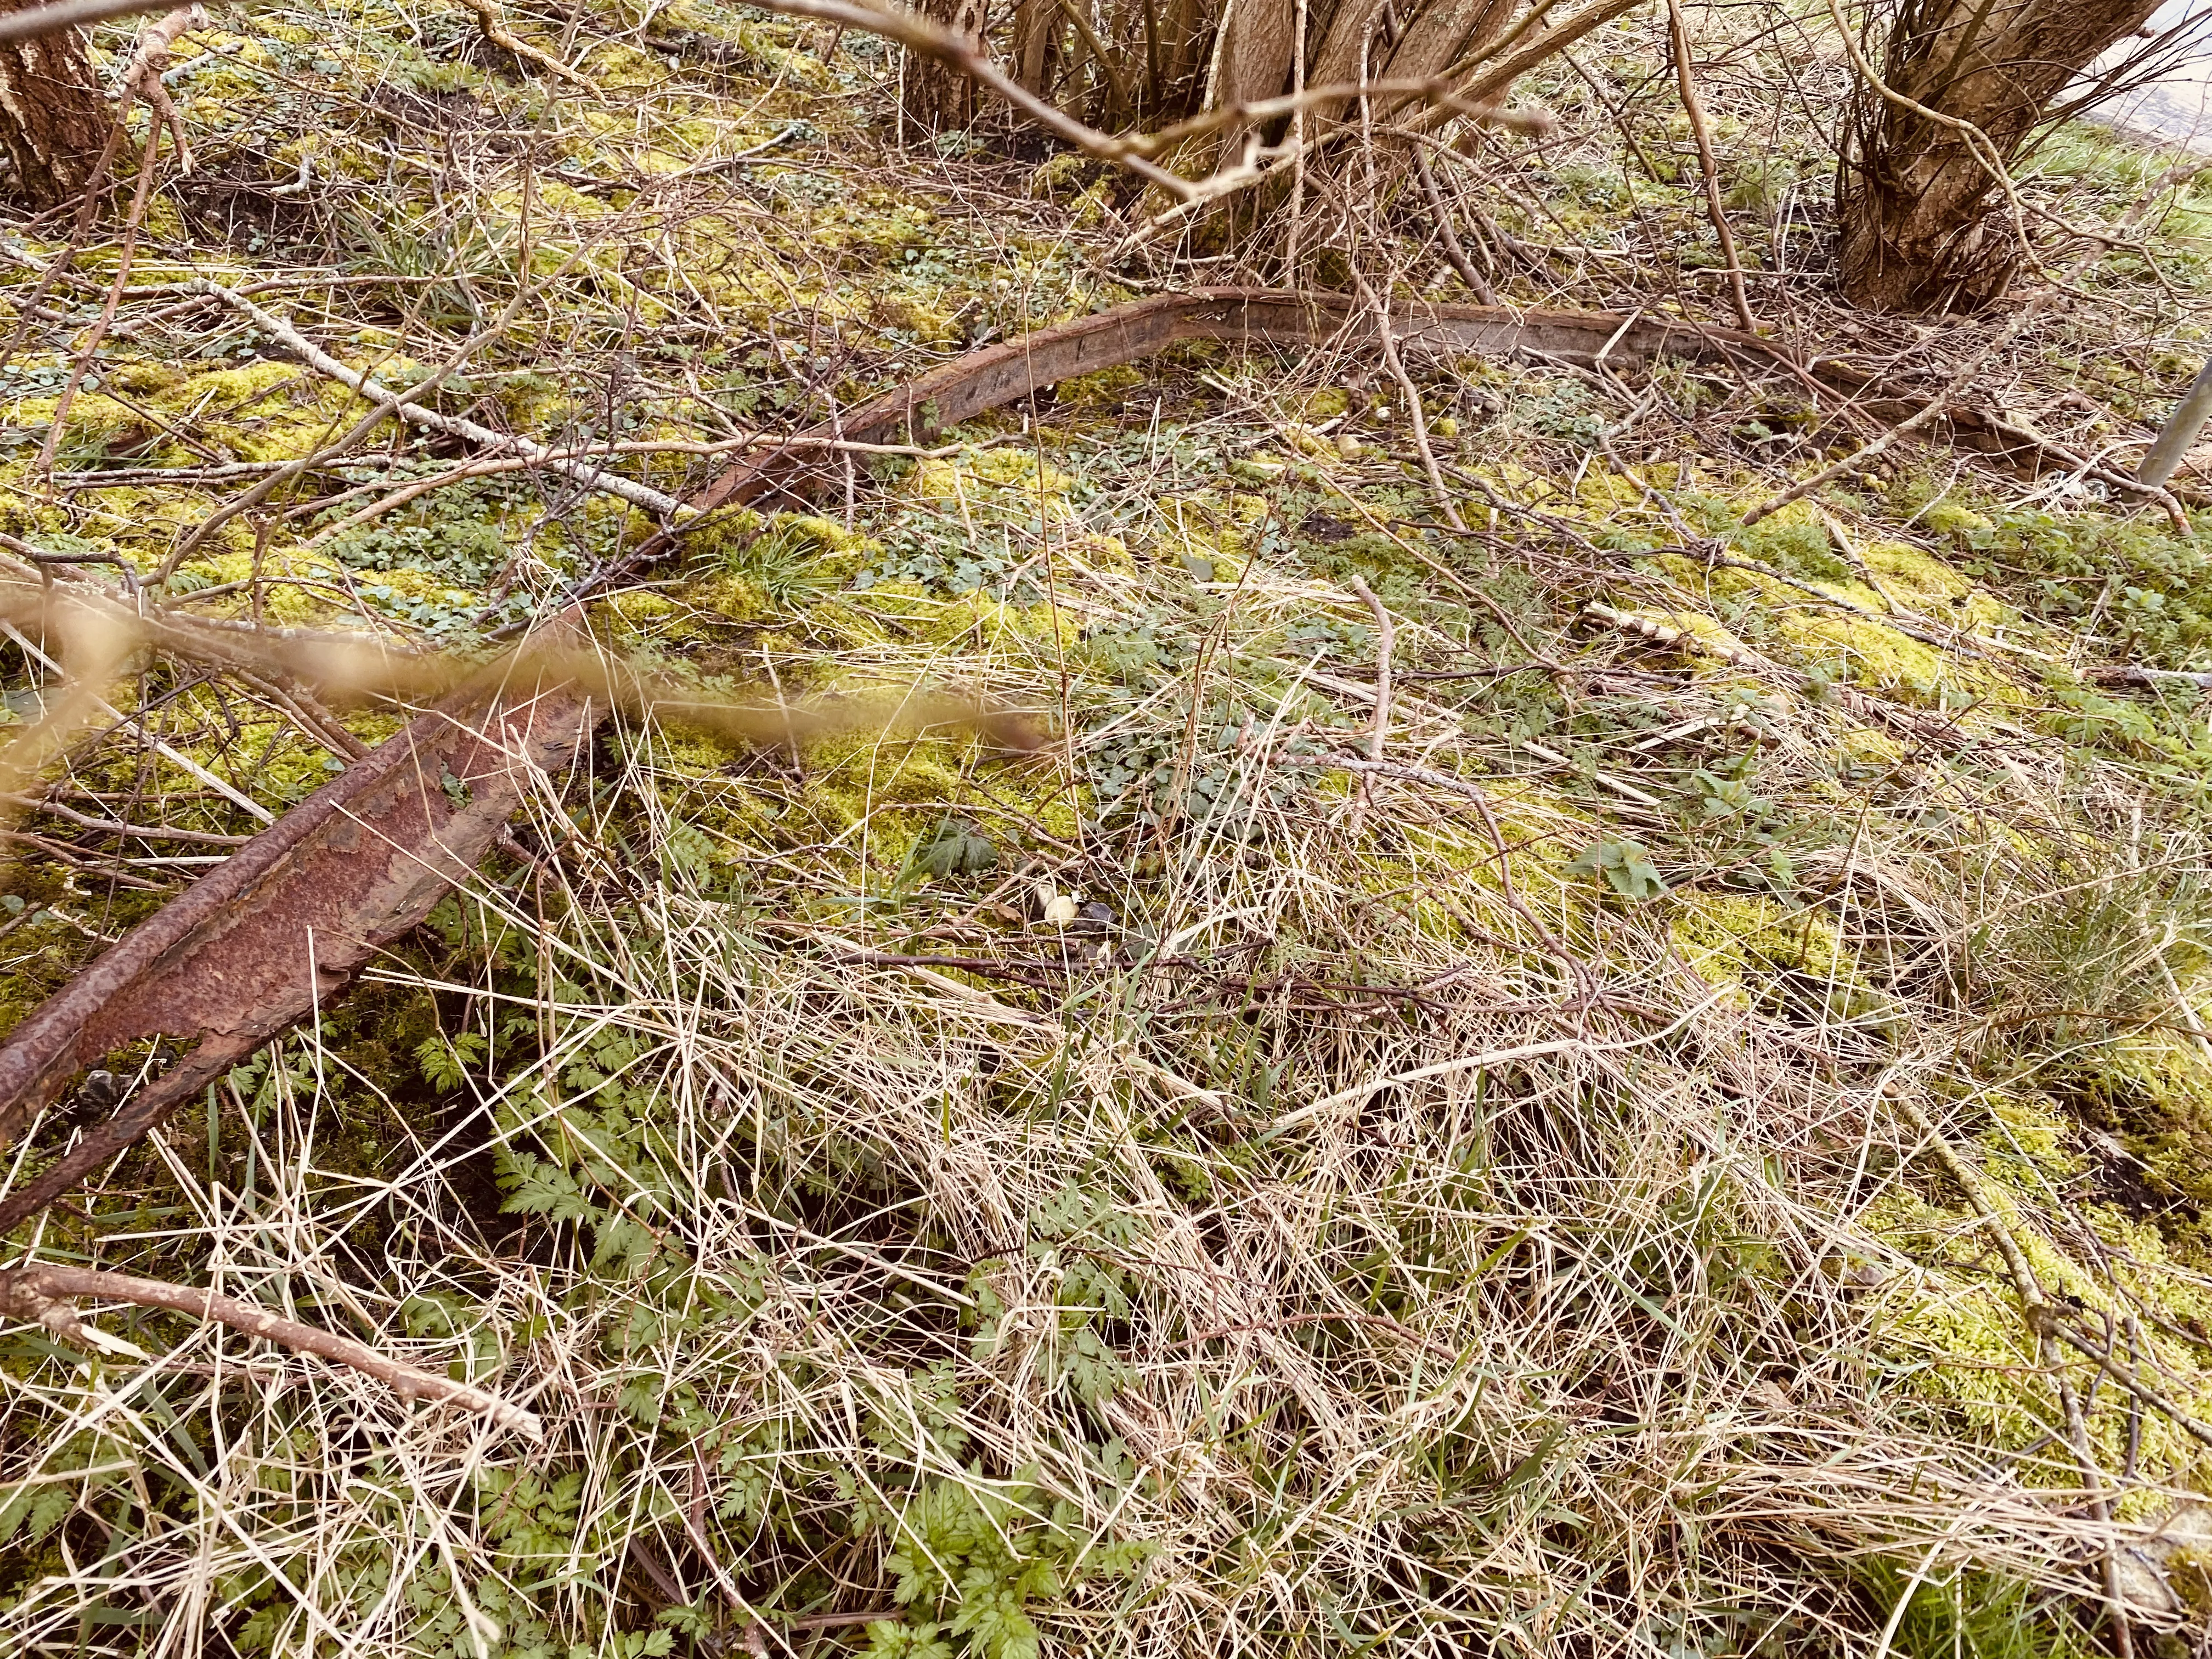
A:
[0,665,597,1232]
[648,287,2051,535]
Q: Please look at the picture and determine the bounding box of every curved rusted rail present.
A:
[0,287,2067,1231]
[648,287,2047,536]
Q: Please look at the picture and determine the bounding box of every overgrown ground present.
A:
[7,2,2212,1655]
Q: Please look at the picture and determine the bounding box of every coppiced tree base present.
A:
[0,0,109,208]
[1837,145,2018,315]
[1835,0,2159,315]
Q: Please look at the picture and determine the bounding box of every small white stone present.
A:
[1042,894,1080,926]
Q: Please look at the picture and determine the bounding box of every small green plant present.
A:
[866,1477,1149,1659]
[915,818,998,878]
[1854,1561,2089,1659]
[1688,767,1770,821]
[1570,837,1667,899]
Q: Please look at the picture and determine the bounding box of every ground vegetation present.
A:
[0,2,2209,1657]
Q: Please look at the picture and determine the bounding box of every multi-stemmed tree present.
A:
[1836,0,2169,312]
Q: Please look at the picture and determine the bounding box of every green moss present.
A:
[1669,892,1889,1025]
[2063,1030,2212,1210]
[171,546,353,623]
[1781,605,1959,699]
[1049,362,1148,410]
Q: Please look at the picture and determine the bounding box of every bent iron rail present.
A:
[642,286,2051,544]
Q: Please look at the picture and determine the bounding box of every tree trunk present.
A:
[1207,0,1299,134]
[1838,0,2158,313]
[899,0,990,143]
[1306,0,1513,117]
[0,0,110,208]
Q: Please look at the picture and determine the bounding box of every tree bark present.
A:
[900,0,991,142]
[1289,0,1515,136]
[1838,0,2159,313]
[0,0,110,208]
[1207,0,1300,132]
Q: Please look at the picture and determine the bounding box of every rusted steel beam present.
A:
[661,287,2054,525]
[0,664,597,1232]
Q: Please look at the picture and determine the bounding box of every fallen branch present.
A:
[187,279,684,520]
[622,287,2083,580]
[0,791,252,845]
[2091,665,2212,692]
[0,1262,543,1438]
[456,0,593,88]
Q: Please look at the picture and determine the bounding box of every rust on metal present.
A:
[659,287,2053,527]
[0,657,598,1230]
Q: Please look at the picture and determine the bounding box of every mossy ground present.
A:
[3,3,2212,1657]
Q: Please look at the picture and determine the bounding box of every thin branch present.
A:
[456,0,594,88]
[736,0,1197,199]
[1665,0,1756,333]
[1412,144,1496,302]
[1352,270,1466,534]
[183,279,685,521]
[0,0,181,46]
[0,1263,544,1439]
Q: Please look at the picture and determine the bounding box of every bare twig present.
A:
[1412,143,1495,303]
[456,0,594,88]
[0,1263,543,1438]
[1351,270,1468,535]
[162,279,684,580]
[1665,0,1756,333]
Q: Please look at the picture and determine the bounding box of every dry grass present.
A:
[9,506,2212,1652]
[4,1,2212,1656]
